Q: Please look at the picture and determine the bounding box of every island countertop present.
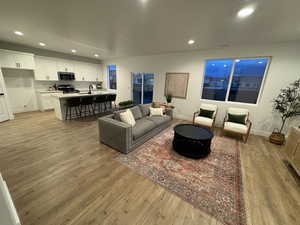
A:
[51,91,114,99]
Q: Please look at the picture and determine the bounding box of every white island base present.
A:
[51,91,113,120]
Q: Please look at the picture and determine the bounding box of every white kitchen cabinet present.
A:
[56,59,74,73]
[0,49,35,70]
[34,56,58,81]
[37,92,57,111]
[74,62,101,82]
[90,63,101,82]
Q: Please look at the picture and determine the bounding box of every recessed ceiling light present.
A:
[188,39,195,45]
[94,54,99,57]
[39,42,46,47]
[71,49,77,53]
[14,31,24,36]
[237,7,255,18]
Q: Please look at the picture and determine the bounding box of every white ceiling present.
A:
[0,0,299,60]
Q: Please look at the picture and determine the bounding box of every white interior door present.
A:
[0,76,10,122]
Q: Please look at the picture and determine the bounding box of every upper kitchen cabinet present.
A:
[34,56,58,81]
[74,62,102,82]
[0,49,35,70]
[56,59,74,73]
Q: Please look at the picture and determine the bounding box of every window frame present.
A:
[201,56,272,105]
[131,72,155,105]
[107,65,117,90]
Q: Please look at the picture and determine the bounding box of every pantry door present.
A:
[0,71,10,122]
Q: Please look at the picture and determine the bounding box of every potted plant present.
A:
[166,94,173,104]
[270,78,300,145]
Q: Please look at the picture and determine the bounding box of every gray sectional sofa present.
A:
[98,104,173,153]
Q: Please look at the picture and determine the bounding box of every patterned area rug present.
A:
[115,127,246,225]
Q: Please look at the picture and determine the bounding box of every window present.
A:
[201,58,270,104]
[108,65,117,89]
[132,73,154,104]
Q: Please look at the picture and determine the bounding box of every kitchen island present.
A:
[51,91,114,120]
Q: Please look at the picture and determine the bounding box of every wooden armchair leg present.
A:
[244,133,249,143]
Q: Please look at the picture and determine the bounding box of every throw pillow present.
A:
[114,110,126,121]
[130,106,143,120]
[139,104,150,117]
[120,109,136,126]
[199,109,214,119]
[150,107,163,116]
[227,113,247,125]
[152,102,161,108]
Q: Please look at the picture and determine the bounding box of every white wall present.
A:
[102,42,300,136]
[2,68,38,113]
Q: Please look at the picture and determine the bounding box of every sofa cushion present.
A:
[132,118,156,140]
[147,115,171,126]
[139,104,151,117]
[130,106,143,120]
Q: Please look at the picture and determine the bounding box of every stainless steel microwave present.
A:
[58,72,75,81]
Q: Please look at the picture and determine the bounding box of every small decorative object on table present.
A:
[270,78,300,145]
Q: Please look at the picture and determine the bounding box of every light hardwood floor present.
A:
[0,111,299,225]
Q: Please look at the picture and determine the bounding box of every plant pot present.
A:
[269,129,285,145]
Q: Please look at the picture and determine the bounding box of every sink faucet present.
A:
[88,84,93,94]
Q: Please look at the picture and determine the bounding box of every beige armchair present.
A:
[193,103,218,130]
[222,107,252,143]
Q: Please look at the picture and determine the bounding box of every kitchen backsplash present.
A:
[34,80,103,91]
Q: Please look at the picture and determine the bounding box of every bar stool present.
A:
[106,94,117,111]
[94,95,108,114]
[80,96,95,117]
[65,98,81,120]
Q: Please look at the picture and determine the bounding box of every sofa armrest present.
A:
[98,116,132,153]
[165,108,173,119]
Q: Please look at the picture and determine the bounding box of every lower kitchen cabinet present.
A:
[37,92,57,111]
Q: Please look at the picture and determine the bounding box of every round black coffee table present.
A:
[173,124,214,159]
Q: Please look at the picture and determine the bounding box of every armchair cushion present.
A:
[224,122,248,134]
[228,113,247,125]
[227,107,249,122]
[194,116,213,127]
[200,103,218,118]
[199,109,214,119]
